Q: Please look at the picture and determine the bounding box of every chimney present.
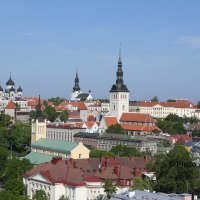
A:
[115,165,120,177]
[51,157,62,164]
[73,161,77,168]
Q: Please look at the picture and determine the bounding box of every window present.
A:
[79,154,82,158]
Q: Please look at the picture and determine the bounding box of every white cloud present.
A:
[179,36,200,49]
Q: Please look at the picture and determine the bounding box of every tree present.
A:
[0,191,28,200]
[58,195,70,200]
[157,139,172,148]
[130,176,153,191]
[60,110,69,122]
[197,101,200,109]
[150,96,159,102]
[0,147,9,180]
[32,190,48,200]
[48,97,66,106]
[0,113,11,126]
[155,145,199,194]
[103,179,117,199]
[106,124,125,134]
[9,122,31,153]
[110,145,142,157]
[157,114,186,134]
[90,149,115,158]
[29,110,37,121]
[43,105,59,122]
[3,177,24,196]
[192,129,200,137]
[3,158,32,183]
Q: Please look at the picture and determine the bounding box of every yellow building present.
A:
[26,138,90,165]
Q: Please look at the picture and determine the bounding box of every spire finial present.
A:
[119,42,122,62]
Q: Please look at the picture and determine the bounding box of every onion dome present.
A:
[17,86,23,92]
[6,75,15,86]
[10,86,15,92]
[0,85,3,92]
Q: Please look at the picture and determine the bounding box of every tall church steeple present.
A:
[110,48,129,93]
[71,70,82,101]
[109,49,130,121]
[73,70,81,92]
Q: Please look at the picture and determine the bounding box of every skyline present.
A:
[1,1,200,103]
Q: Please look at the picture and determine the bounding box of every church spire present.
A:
[35,95,43,121]
[110,49,129,93]
[73,70,81,92]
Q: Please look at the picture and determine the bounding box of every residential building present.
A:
[23,156,154,200]
[98,116,118,133]
[119,113,160,135]
[133,100,196,119]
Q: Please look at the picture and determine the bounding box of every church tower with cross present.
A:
[109,49,129,121]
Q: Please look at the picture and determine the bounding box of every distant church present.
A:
[71,71,93,101]
[109,50,129,121]
[0,74,23,100]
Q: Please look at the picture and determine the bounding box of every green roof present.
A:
[25,152,52,165]
[31,138,79,154]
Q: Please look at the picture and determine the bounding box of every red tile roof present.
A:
[121,124,160,132]
[59,101,87,110]
[120,113,156,123]
[24,156,153,187]
[6,101,16,109]
[140,100,196,109]
[104,116,118,128]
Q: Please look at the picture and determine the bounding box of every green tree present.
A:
[106,124,125,134]
[130,176,153,191]
[48,97,66,106]
[29,110,37,121]
[197,101,200,109]
[157,114,186,134]
[43,105,59,122]
[192,129,200,137]
[3,158,32,183]
[15,102,21,111]
[32,190,48,200]
[90,149,115,158]
[103,179,117,199]
[0,113,11,126]
[9,122,31,153]
[155,145,199,194]
[0,147,9,180]
[3,177,24,196]
[157,139,172,147]
[0,191,28,200]
[60,110,69,122]
[110,145,141,157]
[150,96,159,102]
[58,195,70,200]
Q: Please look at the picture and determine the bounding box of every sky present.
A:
[0,1,200,103]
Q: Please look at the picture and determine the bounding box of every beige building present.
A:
[133,100,196,119]
[25,138,90,165]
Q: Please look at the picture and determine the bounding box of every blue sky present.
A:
[0,1,200,102]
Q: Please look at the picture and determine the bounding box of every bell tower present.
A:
[109,49,129,121]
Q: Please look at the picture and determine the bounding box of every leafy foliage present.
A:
[9,122,31,153]
[192,129,200,137]
[106,124,125,134]
[103,179,117,199]
[58,195,70,200]
[0,113,11,126]
[32,189,48,200]
[110,145,142,157]
[130,176,153,191]
[155,145,199,194]
[43,105,59,122]
[90,149,115,158]
[157,114,186,134]
[48,97,66,106]
[150,96,159,102]
[60,110,69,122]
